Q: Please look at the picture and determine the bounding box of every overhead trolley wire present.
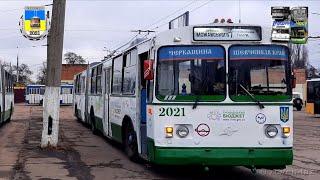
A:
[143,0,197,30]
[151,0,212,31]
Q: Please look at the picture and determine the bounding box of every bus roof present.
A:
[26,84,45,87]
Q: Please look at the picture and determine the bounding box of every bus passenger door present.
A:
[103,68,111,136]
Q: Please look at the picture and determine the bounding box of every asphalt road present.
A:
[0,104,319,180]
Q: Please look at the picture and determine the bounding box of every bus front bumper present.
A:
[148,142,293,167]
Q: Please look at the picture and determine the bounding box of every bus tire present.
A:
[90,108,98,135]
[74,105,80,121]
[7,103,13,122]
[123,120,139,162]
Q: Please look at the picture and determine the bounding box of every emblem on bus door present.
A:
[255,113,266,124]
[280,107,289,122]
[195,123,210,137]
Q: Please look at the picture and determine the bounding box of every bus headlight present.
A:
[282,127,291,137]
[165,127,173,138]
[176,125,189,138]
[265,125,278,138]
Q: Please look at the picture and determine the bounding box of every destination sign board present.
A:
[229,45,288,61]
[193,26,262,41]
[158,46,224,61]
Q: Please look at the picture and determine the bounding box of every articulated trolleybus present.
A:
[0,64,14,125]
[74,23,294,170]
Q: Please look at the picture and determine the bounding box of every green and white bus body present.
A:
[0,65,14,125]
[74,71,88,123]
[60,84,73,105]
[25,85,45,105]
[74,23,293,169]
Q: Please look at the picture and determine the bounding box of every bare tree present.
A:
[289,44,308,69]
[37,62,47,84]
[12,63,33,83]
[64,52,86,64]
[1,62,33,84]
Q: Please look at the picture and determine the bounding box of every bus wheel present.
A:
[124,122,139,161]
[74,105,80,121]
[8,103,13,122]
[90,110,98,135]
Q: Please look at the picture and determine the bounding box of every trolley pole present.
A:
[41,0,66,148]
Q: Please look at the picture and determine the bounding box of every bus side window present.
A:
[112,56,123,94]
[91,68,97,94]
[123,50,137,95]
[96,65,102,94]
[81,76,85,94]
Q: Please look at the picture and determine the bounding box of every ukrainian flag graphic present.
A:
[24,9,46,31]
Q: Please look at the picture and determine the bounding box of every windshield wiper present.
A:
[239,84,265,109]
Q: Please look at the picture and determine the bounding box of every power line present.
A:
[112,33,139,51]
[0,3,52,14]
[151,0,212,31]
[143,0,197,30]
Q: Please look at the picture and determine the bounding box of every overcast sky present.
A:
[0,0,319,80]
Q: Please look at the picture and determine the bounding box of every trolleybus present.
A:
[306,78,320,115]
[26,84,74,105]
[74,23,294,170]
[25,84,45,104]
[60,84,73,105]
[0,65,14,125]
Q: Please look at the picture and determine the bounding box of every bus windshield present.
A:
[229,45,291,102]
[156,45,226,101]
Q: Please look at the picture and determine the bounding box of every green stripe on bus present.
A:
[0,109,12,123]
[94,116,104,133]
[230,95,291,102]
[157,95,225,101]
[147,103,292,106]
[147,138,293,166]
[111,123,122,143]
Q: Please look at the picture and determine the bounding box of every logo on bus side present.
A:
[280,107,289,122]
[207,111,245,122]
[255,113,266,124]
[195,123,210,137]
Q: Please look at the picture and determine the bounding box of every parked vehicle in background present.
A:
[60,84,73,105]
[26,84,73,105]
[25,84,45,105]
[0,65,14,125]
[306,78,320,115]
[293,92,303,111]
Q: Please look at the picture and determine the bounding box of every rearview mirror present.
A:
[144,59,154,80]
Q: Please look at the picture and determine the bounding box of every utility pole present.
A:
[41,0,66,148]
[16,46,19,83]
